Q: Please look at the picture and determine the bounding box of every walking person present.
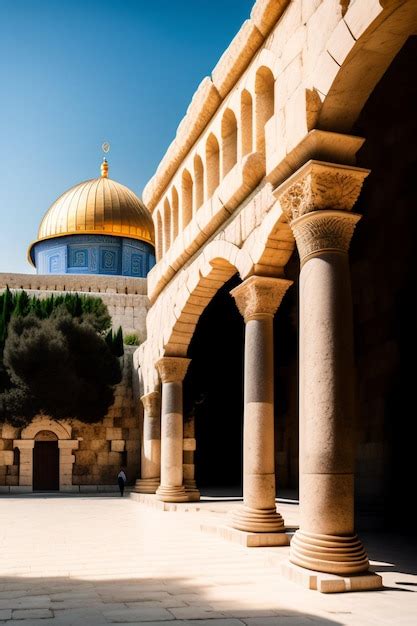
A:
[117,467,127,496]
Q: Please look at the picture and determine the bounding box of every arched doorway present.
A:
[33,431,59,491]
[184,275,244,495]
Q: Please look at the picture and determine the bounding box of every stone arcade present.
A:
[133,0,417,592]
[1,0,417,596]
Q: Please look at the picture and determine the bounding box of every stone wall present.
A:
[0,273,149,340]
[0,347,142,492]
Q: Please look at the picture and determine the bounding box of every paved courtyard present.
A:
[0,496,416,625]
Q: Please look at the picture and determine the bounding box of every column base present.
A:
[281,560,382,593]
[201,523,290,547]
[230,504,285,533]
[133,477,160,494]
[184,479,200,502]
[290,530,369,575]
[156,484,188,503]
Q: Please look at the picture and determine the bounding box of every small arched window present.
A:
[194,155,204,211]
[171,186,179,240]
[181,169,193,228]
[156,210,163,260]
[241,90,253,157]
[221,109,238,177]
[205,133,220,199]
[255,67,275,156]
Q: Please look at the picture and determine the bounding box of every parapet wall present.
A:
[0,273,149,340]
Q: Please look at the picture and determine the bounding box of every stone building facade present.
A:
[133,0,417,591]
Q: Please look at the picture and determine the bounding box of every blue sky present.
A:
[0,0,253,273]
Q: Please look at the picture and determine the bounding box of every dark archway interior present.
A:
[352,35,417,532]
[183,266,299,498]
[273,256,299,496]
[184,275,244,494]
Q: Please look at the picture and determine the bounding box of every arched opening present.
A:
[171,186,179,241]
[163,198,171,253]
[184,276,244,494]
[241,89,253,157]
[255,66,274,156]
[33,431,59,491]
[205,133,220,199]
[349,36,417,532]
[221,109,238,177]
[193,155,204,211]
[156,211,163,260]
[272,256,299,498]
[181,169,193,228]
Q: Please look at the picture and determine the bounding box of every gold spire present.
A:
[101,157,109,178]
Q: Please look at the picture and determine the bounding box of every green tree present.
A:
[0,288,119,425]
[1,310,121,426]
[113,326,124,357]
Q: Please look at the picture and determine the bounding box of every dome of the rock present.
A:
[28,159,155,276]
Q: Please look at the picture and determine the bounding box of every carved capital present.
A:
[156,356,191,384]
[231,276,293,322]
[291,210,361,264]
[140,391,160,417]
[275,160,369,222]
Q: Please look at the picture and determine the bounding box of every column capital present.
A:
[274,160,369,223]
[290,209,361,265]
[140,391,160,416]
[156,356,191,383]
[231,276,293,322]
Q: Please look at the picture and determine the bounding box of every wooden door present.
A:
[33,441,59,491]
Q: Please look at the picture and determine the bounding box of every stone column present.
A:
[155,356,190,502]
[183,414,200,501]
[276,160,371,576]
[134,391,161,494]
[230,275,292,533]
[58,440,79,489]
[13,440,35,489]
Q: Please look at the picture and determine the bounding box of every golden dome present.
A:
[28,160,154,265]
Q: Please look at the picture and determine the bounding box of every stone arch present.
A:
[21,417,71,440]
[221,108,238,177]
[255,66,275,156]
[181,169,193,228]
[163,241,252,357]
[193,155,204,211]
[171,186,179,241]
[205,133,220,199]
[163,198,171,253]
[15,417,78,491]
[317,1,417,132]
[241,89,253,157]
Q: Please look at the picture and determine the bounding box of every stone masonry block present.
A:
[106,428,123,440]
[0,451,14,466]
[111,440,125,452]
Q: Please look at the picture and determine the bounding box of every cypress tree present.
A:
[113,326,124,357]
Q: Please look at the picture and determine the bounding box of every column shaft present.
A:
[135,391,161,494]
[230,276,291,533]
[155,357,190,502]
[289,210,368,575]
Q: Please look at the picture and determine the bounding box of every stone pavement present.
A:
[0,496,416,625]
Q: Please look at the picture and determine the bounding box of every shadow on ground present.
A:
[0,574,343,625]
